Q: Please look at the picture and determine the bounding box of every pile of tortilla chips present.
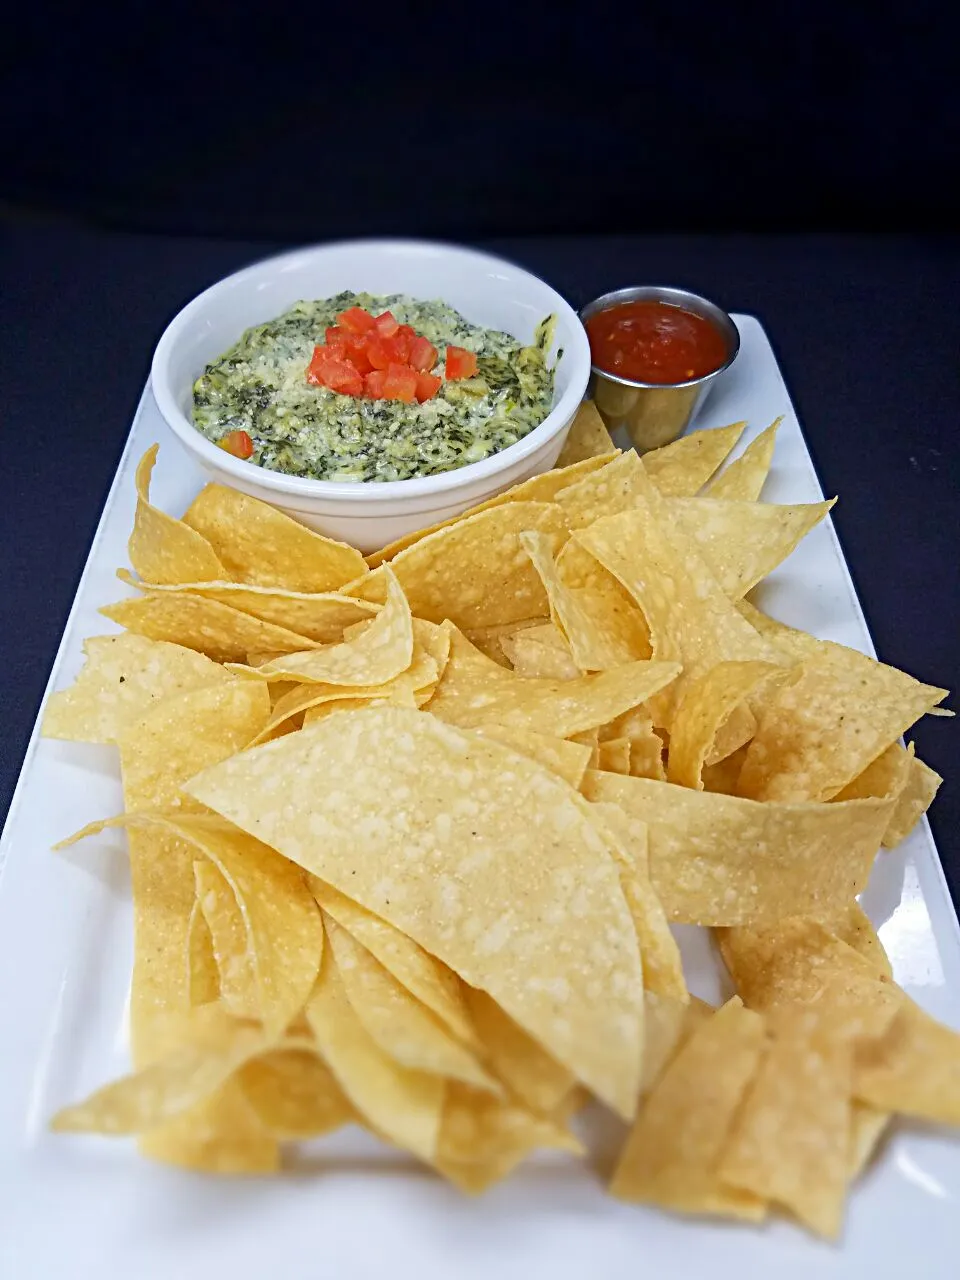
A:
[43,402,958,1238]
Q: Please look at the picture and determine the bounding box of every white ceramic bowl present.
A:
[151,239,591,553]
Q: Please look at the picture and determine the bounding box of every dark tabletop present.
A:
[1,220,957,908]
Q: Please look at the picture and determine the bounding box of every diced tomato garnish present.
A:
[393,325,415,362]
[342,334,373,375]
[445,345,478,380]
[319,357,365,397]
[217,430,254,459]
[364,368,387,398]
[381,362,419,403]
[365,338,395,371]
[336,306,377,335]
[415,372,443,402]
[306,344,338,384]
[325,326,349,348]
[408,335,438,372]
[374,311,399,338]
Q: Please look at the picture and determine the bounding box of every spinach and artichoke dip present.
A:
[192,293,558,483]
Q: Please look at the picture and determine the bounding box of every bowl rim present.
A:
[578,284,741,391]
[150,237,592,504]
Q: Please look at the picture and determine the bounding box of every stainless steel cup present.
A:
[579,286,740,453]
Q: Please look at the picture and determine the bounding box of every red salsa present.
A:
[585,299,729,385]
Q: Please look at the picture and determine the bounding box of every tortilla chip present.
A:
[555,540,652,661]
[814,902,892,980]
[118,679,270,810]
[641,993,714,1094]
[227,566,413,687]
[118,572,378,643]
[139,1077,279,1173]
[583,771,894,927]
[597,737,631,774]
[575,494,783,725]
[555,399,617,467]
[366,451,616,567]
[129,447,228,585]
[194,858,258,1018]
[183,483,367,591]
[101,592,320,665]
[705,418,781,501]
[554,450,657,529]
[854,1000,960,1124]
[461,987,574,1113]
[186,706,645,1118]
[849,1101,891,1178]
[52,1004,267,1134]
[389,501,570,629]
[499,623,581,679]
[641,422,746,496]
[310,879,477,1049]
[666,496,835,599]
[186,896,220,1005]
[521,530,644,670]
[473,724,592,788]
[737,640,946,802]
[878,745,941,847]
[463,618,546,666]
[42,633,232,744]
[323,914,499,1093]
[700,743,750,795]
[435,1083,582,1194]
[426,628,679,739]
[719,1005,852,1238]
[610,997,767,1221]
[305,949,444,1161]
[667,661,787,789]
[238,1047,354,1138]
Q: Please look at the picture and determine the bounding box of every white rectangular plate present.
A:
[2,315,959,1278]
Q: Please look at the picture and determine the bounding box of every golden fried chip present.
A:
[101,592,320,665]
[583,771,894,927]
[310,879,477,1049]
[555,399,617,467]
[473,724,592,788]
[52,1005,267,1135]
[194,858,256,1017]
[426,629,679,739]
[849,1102,891,1178]
[187,707,645,1118]
[461,987,574,1114]
[667,496,834,599]
[186,894,220,1006]
[737,640,946,802]
[597,737,631,774]
[238,1048,354,1139]
[366,451,616,567]
[704,418,781,501]
[641,422,746,496]
[118,680,270,810]
[139,1077,279,1174]
[129,447,227,585]
[700,743,750,795]
[462,618,545,666]
[305,950,444,1161]
[666,661,787,789]
[575,495,783,725]
[610,998,767,1221]
[848,744,943,848]
[323,914,500,1093]
[640,993,713,1094]
[227,566,413,687]
[719,1005,852,1238]
[435,1083,582,1194]
[814,902,892,980]
[521,530,642,670]
[42,633,232,745]
[554,450,656,529]
[854,1000,960,1124]
[117,571,378,643]
[389,501,570,628]
[499,622,581,679]
[183,483,367,591]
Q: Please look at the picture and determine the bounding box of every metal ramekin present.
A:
[579,286,741,452]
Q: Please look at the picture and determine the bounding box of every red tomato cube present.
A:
[415,372,443,402]
[382,363,418,403]
[445,345,478,380]
[408,336,438,372]
[320,358,365,397]
[374,311,400,338]
[325,326,349,347]
[217,430,254,459]
[306,344,337,384]
[393,325,415,362]
[364,369,387,398]
[336,306,377,335]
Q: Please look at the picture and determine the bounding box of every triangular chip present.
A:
[554,450,656,529]
[641,422,746,496]
[854,1000,960,1125]
[183,483,367,591]
[555,399,617,467]
[389,501,570,628]
[129,446,228,585]
[237,1047,354,1139]
[499,622,581,679]
[461,987,574,1114]
[705,418,781,501]
[186,706,645,1118]
[194,858,258,1018]
[473,724,592,788]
